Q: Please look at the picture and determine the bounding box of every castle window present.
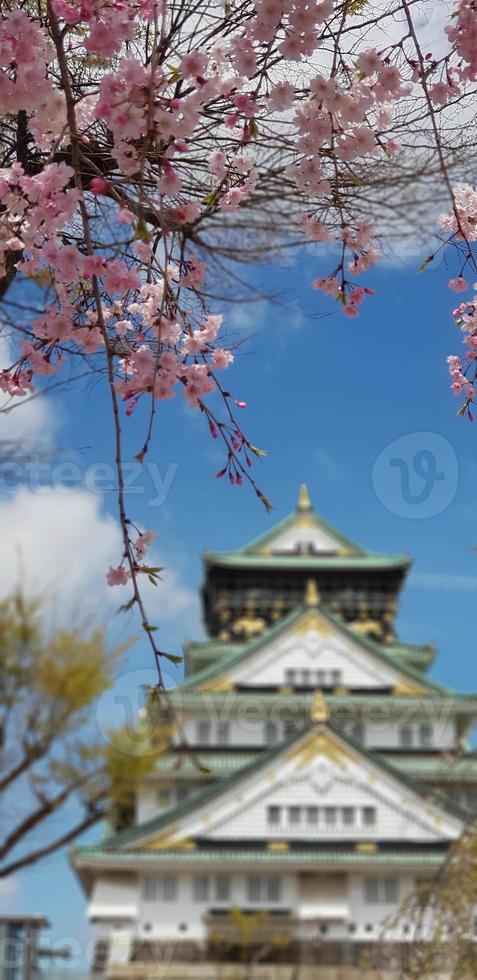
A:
[342,807,355,825]
[331,670,342,686]
[285,669,296,686]
[419,723,432,747]
[267,876,282,902]
[247,876,262,902]
[193,876,210,902]
[265,721,279,744]
[316,670,325,686]
[302,669,311,686]
[246,875,282,903]
[215,876,230,902]
[362,806,376,826]
[289,806,301,825]
[217,722,230,745]
[268,805,281,826]
[364,879,379,903]
[324,806,337,826]
[142,876,177,902]
[142,877,157,902]
[176,785,190,803]
[364,877,397,905]
[384,878,398,903]
[306,806,319,825]
[197,720,211,745]
[399,724,414,748]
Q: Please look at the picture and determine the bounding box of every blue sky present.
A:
[2,243,477,967]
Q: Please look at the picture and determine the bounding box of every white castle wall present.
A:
[91,871,427,951]
[176,713,458,752]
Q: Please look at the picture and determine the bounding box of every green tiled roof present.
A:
[238,494,366,557]
[151,751,477,784]
[381,754,477,780]
[72,847,448,870]
[205,489,408,568]
[187,637,433,662]
[178,604,446,695]
[167,690,477,716]
[185,639,246,659]
[384,643,435,670]
[153,751,258,779]
[204,552,410,571]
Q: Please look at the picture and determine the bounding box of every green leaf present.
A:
[249,444,267,458]
[168,65,182,83]
[117,596,136,613]
[144,624,159,632]
[135,218,152,243]
[138,565,164,577]
[162,652,183,665]
[135,449,145,465]
[418,255,433,274]
[204,187,220,208]
[257,491,275,513]
[248,118,259,140]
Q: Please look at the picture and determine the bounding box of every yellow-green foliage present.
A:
[0,588,165,872]
[35,627,121,712]
[229,907,269,946]
[105,728,158,811]
[346,0,369,12]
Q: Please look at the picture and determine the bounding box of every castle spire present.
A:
[296,482,312,512]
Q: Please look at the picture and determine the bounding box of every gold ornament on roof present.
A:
[304,578,320,607]
[296,482,313,512]
[349,617,380,636]
[231,614,266,640]
[311,690,328,723]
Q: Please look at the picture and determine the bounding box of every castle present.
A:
[72,486,477,976]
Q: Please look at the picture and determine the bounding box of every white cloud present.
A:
[410,571,477,592]
[0,334,58,444]
[0,389,56,444]
[227,302,267,334]
[0,487,197,623]
[0,488,120,608]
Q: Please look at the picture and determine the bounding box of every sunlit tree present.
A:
[0,589,152,877]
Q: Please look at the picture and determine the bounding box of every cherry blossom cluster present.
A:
[447,291,477,420]
[1,0,477,616]
[52,0,157,57]
[107,530,157,587]
[441,187,477,419]
[446,0,477,81]
[0,175,239,414]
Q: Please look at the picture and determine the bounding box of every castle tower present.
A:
[72,487,477,976]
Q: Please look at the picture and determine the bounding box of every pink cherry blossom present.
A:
[449,277,469,292]
[181,51,208,79]
[106,565,130,586]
